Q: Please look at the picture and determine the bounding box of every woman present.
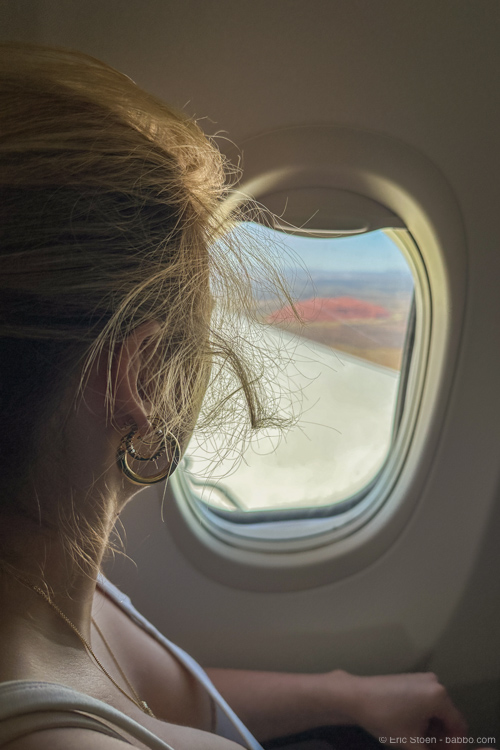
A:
[0,43,468,750]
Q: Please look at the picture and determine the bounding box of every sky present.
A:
[242,222,412,275]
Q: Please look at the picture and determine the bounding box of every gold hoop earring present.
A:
[117,420,181,486]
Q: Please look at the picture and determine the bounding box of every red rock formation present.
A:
[268,296,391,323]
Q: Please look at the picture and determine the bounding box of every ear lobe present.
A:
[111,320,161,434]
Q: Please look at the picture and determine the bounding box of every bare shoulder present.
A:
[92,585,213,730]
[2,728,137,750]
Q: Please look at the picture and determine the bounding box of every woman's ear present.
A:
[111,320,161,434]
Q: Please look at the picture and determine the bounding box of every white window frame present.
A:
[161,125,466,592]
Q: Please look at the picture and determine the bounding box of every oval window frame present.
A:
[163,125,467,592]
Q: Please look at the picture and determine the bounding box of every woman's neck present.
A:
[0,512,113,644]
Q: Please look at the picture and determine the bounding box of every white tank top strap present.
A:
[0,709,134,746]
[0,680,176,749]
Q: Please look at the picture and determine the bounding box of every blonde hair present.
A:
[0,42,294,553]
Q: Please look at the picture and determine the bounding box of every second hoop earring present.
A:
[117,420,181,486]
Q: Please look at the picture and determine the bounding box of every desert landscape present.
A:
[262,269,414,371]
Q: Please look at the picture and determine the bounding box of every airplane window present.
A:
[178,221,418,524]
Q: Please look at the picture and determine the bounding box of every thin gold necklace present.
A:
[20,579,156,718]
[91,616,154,717]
